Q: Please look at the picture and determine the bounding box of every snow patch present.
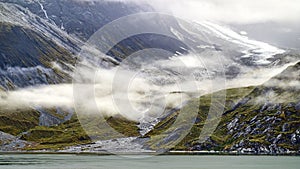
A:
[170,27,184,41]
[240,31,248,35]
[199,21,285,65]
[37,1,49,19]
[197,45,215,49]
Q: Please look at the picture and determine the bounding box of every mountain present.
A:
[0,0,153,151]
[0,0,153,89]
[0,0,144,150]
[1,0,297,87]
[0,0,299,154]
[145,62,300,154]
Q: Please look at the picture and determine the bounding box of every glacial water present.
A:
[0,154,299,169]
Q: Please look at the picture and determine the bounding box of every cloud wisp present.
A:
[1,53,297,121]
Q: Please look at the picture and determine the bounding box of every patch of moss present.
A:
[23,115,91,150]
[146,86,260,150]
[23,114,140,151]
[0,108,40,135]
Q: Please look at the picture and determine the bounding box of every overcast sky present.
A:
[99,0,300,24]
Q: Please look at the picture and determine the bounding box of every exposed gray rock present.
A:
[267,103,277,111]
[285,111,293,117]
[224,98,251,115]
[260,103,271,112]
[255,120,262,128]
[61,137,152,153]
[263,127,272,134]
[291,130,300,145]
[245,126,252,134]
[287,103,295,108]
[161,132,181,145]
[191,138,219,151]
[273,117,282,124]
[36,108,73,127]
[250,128,260,135]
[227,117,239,130]
[0,131,32,151]
[238,139,245,147]
[268,144,288,154]
[291,134,298,144]
[233,131,244,139]
[273,134,282,144]
[295,102,300,111]
[282,123,290,132]
[225,65,241,79]
[250,115,258,124]
[275,111,282,116]
[273,104,282,111]
[263,116,275,123]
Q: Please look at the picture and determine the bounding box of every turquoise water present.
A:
[0,154,299,169]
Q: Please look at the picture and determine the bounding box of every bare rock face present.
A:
[0,131,32,151]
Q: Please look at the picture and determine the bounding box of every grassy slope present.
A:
[1,87,139,150]
[0,108,140,150]
[22,114,140,150]
[145,86,256,150]
[146,62,300,152]
[0,109,40,136]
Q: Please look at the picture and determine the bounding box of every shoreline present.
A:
[0,151,299,156]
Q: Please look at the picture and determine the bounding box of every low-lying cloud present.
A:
[0,84,73,110]
[1,52,298,121]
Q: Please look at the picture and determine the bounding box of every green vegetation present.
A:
[146,83,300,151]
[21,114,140,150]
[145,86,256,150]
[146,62,300,152]
[0,106,140,150]
[106,115,140,137]
[21,115,91,150]
[0,108,40,135]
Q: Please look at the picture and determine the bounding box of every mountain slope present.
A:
[1,0,151,41]
[146,62,300,154]
[0,0,147,151]
[0,0,299,154]
[0,1,84,89]
[0,22,74,89]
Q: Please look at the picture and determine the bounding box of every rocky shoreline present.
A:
[1,134,299,156]
[1,150,299,156]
